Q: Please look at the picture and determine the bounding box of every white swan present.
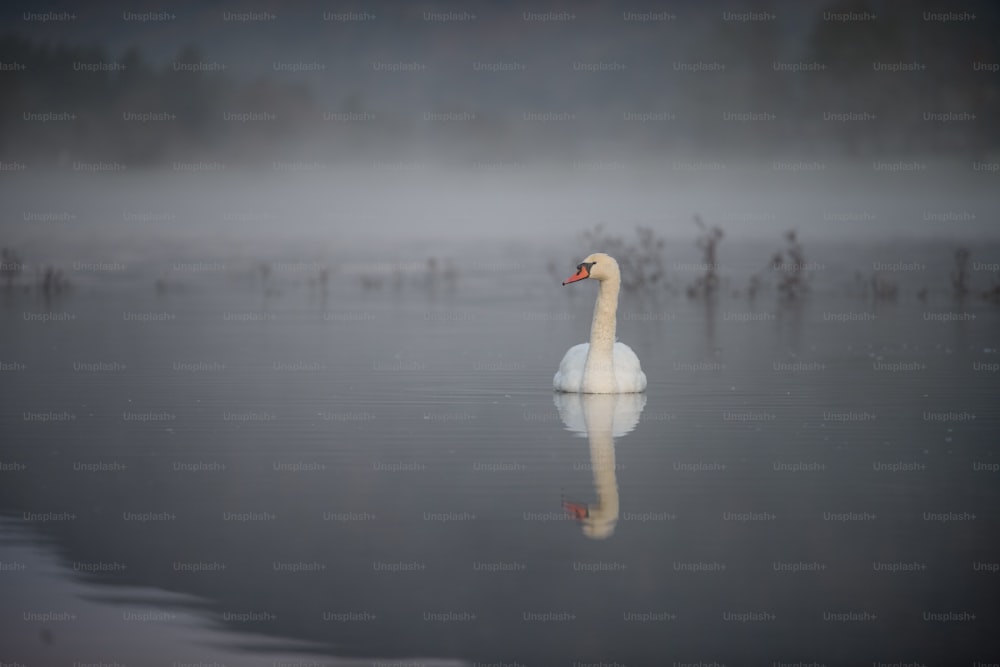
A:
[553,253,647,393]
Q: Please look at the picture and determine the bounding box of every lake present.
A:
[1,170,999,666]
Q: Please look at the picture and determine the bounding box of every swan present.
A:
[553,253,647,393]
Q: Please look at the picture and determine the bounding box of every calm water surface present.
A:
[1,242,998,666]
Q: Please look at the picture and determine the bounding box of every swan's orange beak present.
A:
[562,265,590,285]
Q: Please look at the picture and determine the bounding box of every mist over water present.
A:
[2,1,1000,666]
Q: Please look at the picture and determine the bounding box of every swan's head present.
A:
[562,252,618,285]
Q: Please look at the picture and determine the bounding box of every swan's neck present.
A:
[586,277,619,366]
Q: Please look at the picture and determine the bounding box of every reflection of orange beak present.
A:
[562,266,589,285]
[563,498,589,520]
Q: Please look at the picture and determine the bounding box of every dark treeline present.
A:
[1,0,999,165]
[0,36,326,164]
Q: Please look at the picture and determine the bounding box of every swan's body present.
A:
[554,342,645,394]
[553,253,647,393]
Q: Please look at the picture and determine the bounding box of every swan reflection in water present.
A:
[554,392,647,539]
